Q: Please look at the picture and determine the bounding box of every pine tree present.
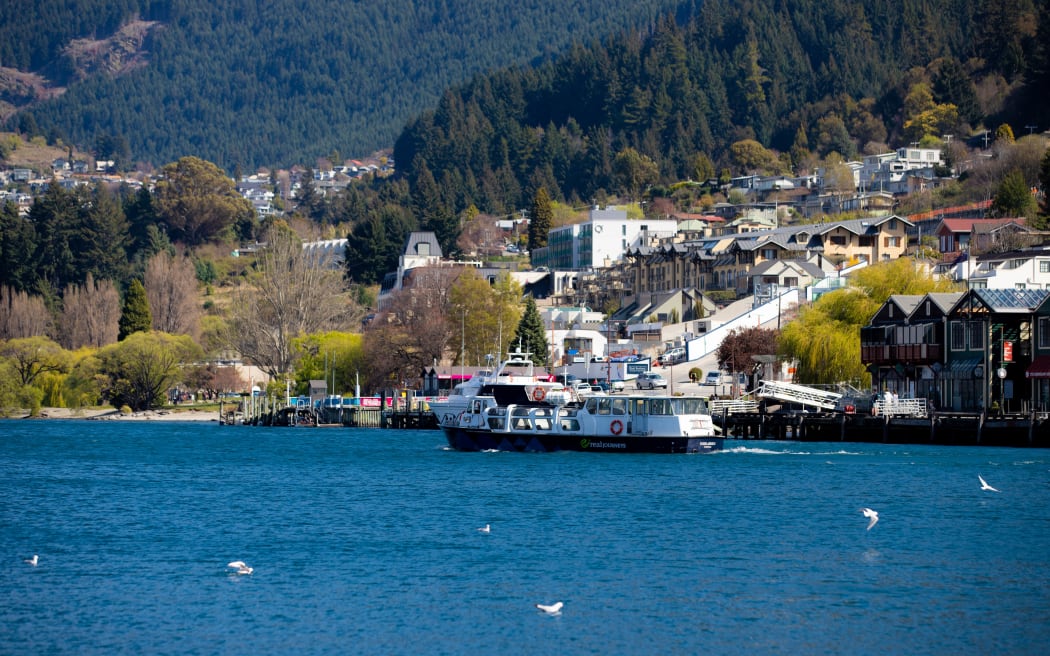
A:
[513,296,549,368]
[528,187,553,252]
[1035,149,1050,230]
[118,279,152,341]
[991,169,1036,221]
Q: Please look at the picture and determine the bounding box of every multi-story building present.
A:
[627,215,912,297]
[531,207,677,271]
[861,289,1050,412]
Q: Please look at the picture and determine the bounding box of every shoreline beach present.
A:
[18,407,221,422]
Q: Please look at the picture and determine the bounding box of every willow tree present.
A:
[779,258,959,385]
[226,224,352,378]
[96,331,203,410]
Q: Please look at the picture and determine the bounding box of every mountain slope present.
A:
[3,0,691,169]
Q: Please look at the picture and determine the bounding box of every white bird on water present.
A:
[24,554,38,566]
[860,508,879,531]
[535,601,563,615]
[227,560,253,575]
[477,524,491,534]
[979,475,1000,492]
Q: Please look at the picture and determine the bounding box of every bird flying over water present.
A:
[978,475,1000,492]
[535,601,563,615]
[24,554,38,566]
[227,560,253,574]
[477,524,491,534]
[860,508,879,531]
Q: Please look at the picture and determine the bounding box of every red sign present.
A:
[1003,340,1013,362]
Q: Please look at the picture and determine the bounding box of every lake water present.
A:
[2,420,1049,655]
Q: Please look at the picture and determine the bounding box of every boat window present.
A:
[488,417,505,430]
[671,398,708,415]
[534,417,552,430]
[597,398,612,415]
[585,398,600,413]
[512,417,533,430]
[560,418,580,431]
[649,398,672,415]
[631,398,648,416]
[611,398,627,415]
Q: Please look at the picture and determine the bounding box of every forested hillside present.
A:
[1,0,689,170]
[393,0,1048,219]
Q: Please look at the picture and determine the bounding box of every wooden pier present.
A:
[715,409,1050,447]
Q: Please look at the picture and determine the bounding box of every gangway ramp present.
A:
[756,380,842,411]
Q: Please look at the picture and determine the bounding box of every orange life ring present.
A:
[533,387,546,401]
[610,419,623,435]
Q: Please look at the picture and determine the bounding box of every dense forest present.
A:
[1,0,689,170]
[393,0,1049,220]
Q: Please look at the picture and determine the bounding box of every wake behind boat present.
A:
[442,393,721,454]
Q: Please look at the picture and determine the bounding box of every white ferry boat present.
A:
[428,350,567,424]
[442,393,721,454]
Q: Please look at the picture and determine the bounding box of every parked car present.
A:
[635,372,668,390]
[658,347,686,365]
[703,371,726,385]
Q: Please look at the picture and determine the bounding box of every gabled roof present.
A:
[747,259,826,279]
[937,218,1020,234]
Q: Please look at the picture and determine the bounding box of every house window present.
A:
[967,321,984,350]
[859,236,874,247]
[884,236,901,247]
[950,321,965,350]
[1015,283,1027,290]
[1040,317,1050,349]
[761,249,777,260]
[830,236,847,246]
[1040,261,1050,273]
[784,277,798,287]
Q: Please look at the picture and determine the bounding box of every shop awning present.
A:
[947,358,981,380]
[1026,356,1050,378]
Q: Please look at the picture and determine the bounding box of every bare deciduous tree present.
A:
[59,274,121,349]
[0,286,52,339]
[361,266,459,390]
[145,252,201,339]
[227,226,352,377]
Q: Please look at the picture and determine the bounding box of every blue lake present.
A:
[2,420,1049,655]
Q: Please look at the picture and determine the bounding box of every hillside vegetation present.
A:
[393,0,1048,219]
[2,0,689,170]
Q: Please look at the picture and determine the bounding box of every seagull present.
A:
[227,560,253,575]
[860,508,879,531]
[979,475,1000,492]
[477,524,491,534]
[535,601,563,615]
[24,554,38,566]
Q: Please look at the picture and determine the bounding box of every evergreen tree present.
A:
[118,279,152,341]
[527,187,553,252]
[991,169,1037,220]
[1035,150,1050,229]
[513,296,549,367]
